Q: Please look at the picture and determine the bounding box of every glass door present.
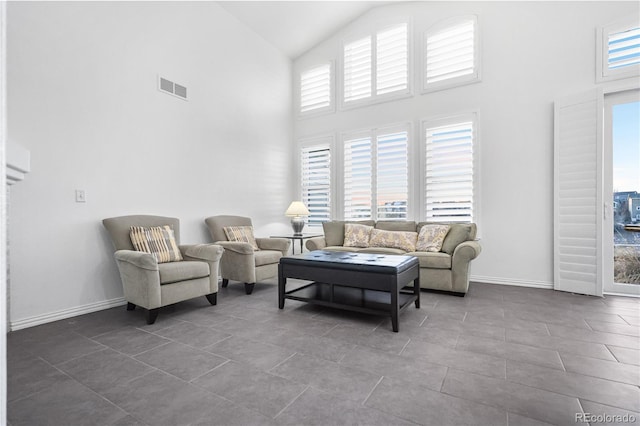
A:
[604,89,640,295]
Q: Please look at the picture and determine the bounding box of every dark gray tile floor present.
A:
[7,280,640,426]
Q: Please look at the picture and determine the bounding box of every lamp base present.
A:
[290,217,305,236]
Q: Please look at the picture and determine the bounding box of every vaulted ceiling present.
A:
[218,1,394,59]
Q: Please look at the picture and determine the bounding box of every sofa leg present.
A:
[244,283,255,295]
[126,302,136,311]
[222,279,229,288]
[146,308,159,325]
[206,293,217,306]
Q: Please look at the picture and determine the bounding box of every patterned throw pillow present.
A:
[343,223,374,248]
[416,224,451,252]
[368,229,418,252]
[129,225,183,263]
[223,226,260,251]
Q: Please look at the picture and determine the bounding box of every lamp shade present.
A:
[285,201,310,217]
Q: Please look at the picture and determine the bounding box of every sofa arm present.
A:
[215,241,255,255]
[306,237,327,251]
[114,250,158,271]
[256,238,291,255]
[452,240,482,263]
[181,244,224,262]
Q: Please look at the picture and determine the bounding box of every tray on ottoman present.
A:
[278,250,420,332]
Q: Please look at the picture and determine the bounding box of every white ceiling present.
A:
[218,1,392,59]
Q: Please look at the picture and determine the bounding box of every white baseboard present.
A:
[470,275,553,289]
[10,297,127,331]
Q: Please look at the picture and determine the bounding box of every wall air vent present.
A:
[158,76,188,101]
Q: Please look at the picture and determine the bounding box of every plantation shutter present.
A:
[344,36,372,103]
[301,144,331,226]
[300,64,332,114]
[425,120,474,222]
[376,131,409,219]
[376,24,408,96]
[344,136,372,220]
[607,26,640,71]
[425,17,476,86]
[554,91,602,296]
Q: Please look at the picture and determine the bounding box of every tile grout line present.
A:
[272,385,310,420]
[361,375,384,407]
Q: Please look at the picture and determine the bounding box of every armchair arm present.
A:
[256,238,291,255]
[180,244,224,294]
[114,250,158,271]
[305,237,327,251]
[214,241,255,255]
[112,250,161,309]
[180,244,224,262]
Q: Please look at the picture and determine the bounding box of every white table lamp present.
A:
[285,201,310,236]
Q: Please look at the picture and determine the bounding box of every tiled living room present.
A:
[3,1,640,425]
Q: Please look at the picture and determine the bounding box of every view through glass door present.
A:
[604,89,640,295]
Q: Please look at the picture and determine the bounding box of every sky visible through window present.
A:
[613,101,640,193]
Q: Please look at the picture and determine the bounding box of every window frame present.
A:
[339,122,414,221]
[298,134,335,228]
[596,18,640,83]
[420,112,480,226]
[339,21,413,111]
[422,15,481,94]
[297,61,335,119]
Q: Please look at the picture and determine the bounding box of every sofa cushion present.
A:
[416,224,450,252]
[374,221,417,232]
[254,250,282,267]
[130,225,183,263]
[323,220,376,247]
[224,226,259,251]
[406,252,452,269]
[417,222,476,255]
[344,223,374,248]
[322,246,407,255]
[357,247,407,255]
[158,261,209,284]
[369,228,417,252]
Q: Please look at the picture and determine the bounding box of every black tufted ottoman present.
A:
[278,250,420,332]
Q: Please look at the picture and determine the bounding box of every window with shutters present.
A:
[300,138,332,226]
[423,114,476,223]
[597,19,640,82]
[343,125,409,220]
[423,16,479,93]
[342,22,411,107]
[299,62,333,116]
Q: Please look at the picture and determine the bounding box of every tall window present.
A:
[597,19,640,82]
[343,23,410,106]
[424,16,479,93]
[301,140,332,226]
[343,126,409,220]
[423,115,476,222]
[300,63,333,115]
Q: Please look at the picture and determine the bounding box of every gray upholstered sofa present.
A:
[305,220,481,295]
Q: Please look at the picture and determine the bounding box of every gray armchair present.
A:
[204,215,290,294]
[103,215,224,324]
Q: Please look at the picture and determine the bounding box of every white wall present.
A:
[7,1,293,328]
[293,1,639,289]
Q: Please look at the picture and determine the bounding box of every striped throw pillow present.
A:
[129,225,183,263]
[223,226,260,251]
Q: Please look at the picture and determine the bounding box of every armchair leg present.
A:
[205,293,217,306]
[126,302,136,311]
[222,279,229,288]
[244,283,255,295]
[146,308,159,325]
